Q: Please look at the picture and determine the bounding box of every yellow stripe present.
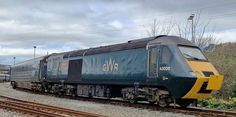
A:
[182,77,211,99]
[182,60,223,99]
[207,75,224,90]
[187,61,219,77]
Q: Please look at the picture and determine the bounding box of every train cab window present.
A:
[179,46,207,60]
[148,47,159,78]
[161,46,172,65]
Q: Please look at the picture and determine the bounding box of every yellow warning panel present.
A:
[206,75,224,90]
[182,77,210,99]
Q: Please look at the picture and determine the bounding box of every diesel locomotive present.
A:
[10,35,224,107]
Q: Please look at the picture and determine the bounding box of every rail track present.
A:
[102,99,236,117]
[4,86,236,117]
[0,95,106,117]
[40,92,236,117]
[25,90,236,117]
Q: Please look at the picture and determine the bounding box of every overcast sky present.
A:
[0,0,236,65]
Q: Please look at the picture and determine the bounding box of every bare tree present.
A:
[144,12,217,49]
[176,12,218,49]
[144,18,175,37]
[175,20,191,40]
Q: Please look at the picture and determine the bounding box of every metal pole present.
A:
[154,19,156,36]
[188,14,195,43]
[33,46,36,59]
[191,19,194,43]
[13,57,16,65]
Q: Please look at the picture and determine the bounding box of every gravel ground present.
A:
[0,109,29,117]
[0,82,195,117]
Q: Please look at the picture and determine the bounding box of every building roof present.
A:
[0,64,11,70]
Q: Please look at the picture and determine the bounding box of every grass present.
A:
[199,43,236,111]
[198,96,236,110]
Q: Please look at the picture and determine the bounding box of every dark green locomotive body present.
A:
[11,35,223,106]
[44,36,197,98]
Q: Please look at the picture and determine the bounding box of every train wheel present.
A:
[178,101,191,108]
[122,90,137,103]
[105,88,111,98]
[158,98,169,107]
[87,92,93,98]
[179,102,190,108]
[158,95,171,108]
[149,101,156,105]
[71,89,77,97]
[129,99,137,103]
[176,99,192,108]
[11,82,17,89]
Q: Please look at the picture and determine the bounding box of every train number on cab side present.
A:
[160,67,171,71]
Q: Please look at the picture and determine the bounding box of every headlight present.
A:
[189,71,197,77]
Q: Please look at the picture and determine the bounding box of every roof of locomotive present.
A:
[148,35,196,46]
[63,35,196,58]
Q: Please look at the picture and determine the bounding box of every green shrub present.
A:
[198,97,236,110]
[205,42,236,99]
[229,97,236,107]
[230,82,236,97]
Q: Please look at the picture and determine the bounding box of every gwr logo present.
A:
[102,58,118,72]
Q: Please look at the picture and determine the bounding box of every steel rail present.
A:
[0,101,64,117]
[7,88,236,117]
[0,95,106,117]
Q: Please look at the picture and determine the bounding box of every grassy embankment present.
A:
[198,42,236,110]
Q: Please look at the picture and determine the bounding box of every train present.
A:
[10,35,224,108]
[0,65,10,82]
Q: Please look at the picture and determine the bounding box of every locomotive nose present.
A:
[182,61,224,99]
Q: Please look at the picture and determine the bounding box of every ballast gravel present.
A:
[0,109,29,117]
[0,82,194,117]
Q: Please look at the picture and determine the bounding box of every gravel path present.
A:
[0,82,194,117]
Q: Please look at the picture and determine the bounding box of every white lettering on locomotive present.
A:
[102,58,118,72]
[160,67,170,71]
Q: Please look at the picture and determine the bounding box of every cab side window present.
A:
[161,46,172,65]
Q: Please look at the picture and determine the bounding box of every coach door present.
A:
[39,60,47,80]
[148,46,160,78]
[68,59,83,81]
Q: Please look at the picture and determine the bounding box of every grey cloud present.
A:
[0,0,236,64]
